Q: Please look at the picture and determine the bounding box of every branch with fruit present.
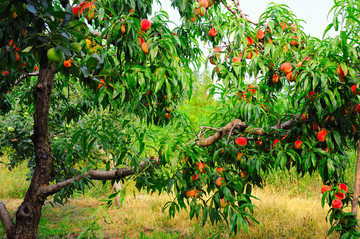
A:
[197,116,297,146]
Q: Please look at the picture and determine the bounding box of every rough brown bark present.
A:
[0,202,14,238]
[197,119,248,146]
[351,141,360,218]
[198,117,297,147]
[10,60,56,239]
[39,157,160,197]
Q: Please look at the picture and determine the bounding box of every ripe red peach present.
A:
[273,74,279,83]
[209,28,217,37]
[141,19,151,31]
[232,56,240,64]
[332,199,342,209]
[290,36,299,46]
[257,29,264,40]
[246,36,254,45]
[321,185,331,194]
[317,130,327,142]
[235,137,247,146]
[281,62,292,75]
[294,140,302,149]
[216,177,226,187]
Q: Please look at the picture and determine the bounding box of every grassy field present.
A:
[1,155,352,239]
[1,185,339,239]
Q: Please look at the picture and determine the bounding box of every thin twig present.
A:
[277,114,298,128]
[197,129,203,138]
[203,129,216,136]
[227,123,241,143]
[233,0,258,26]
[201,126,221,132]
[14,71,39,86]
[198,126,221,138]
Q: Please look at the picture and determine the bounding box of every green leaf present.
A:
[229,212,237,235]
[22,46,33,53]
[202,207,208,226]
[98,8,105,22]
[165,78,172,101]
[323,23,334,38]
[86,55,101,70]
[327,159,335,179]
[80,66,90,77]
[340,30,347,46]
[332,130,341,147]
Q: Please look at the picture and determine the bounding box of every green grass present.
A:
[0,156,29,199]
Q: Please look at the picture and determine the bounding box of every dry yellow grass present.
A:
[24,185,337,239]
[1,184,341,238]
[92,186,338,239]
[0,158,349,238]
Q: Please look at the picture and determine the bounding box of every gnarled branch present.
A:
[0,202,14,237]
[198,119,248,146]
[246,116,297,136]
[39,157,159,197]
[198,116,297,146]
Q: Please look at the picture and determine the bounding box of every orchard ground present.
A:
[0,150,358,238]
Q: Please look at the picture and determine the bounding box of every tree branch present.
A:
[197,116,297,146]
[198,126,221,138]
[39,157,159,197]
[14,71,39,86]
[92,30,107,39]
[0,202,14,237]
[232,0,258,26]
[222,0,240,19]
[197,119,248,146]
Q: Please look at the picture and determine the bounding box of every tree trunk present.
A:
[10,59,56,239]
[352,141,360,219]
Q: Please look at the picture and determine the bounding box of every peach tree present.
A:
[141,0,360,237]
[0,0,202,238]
